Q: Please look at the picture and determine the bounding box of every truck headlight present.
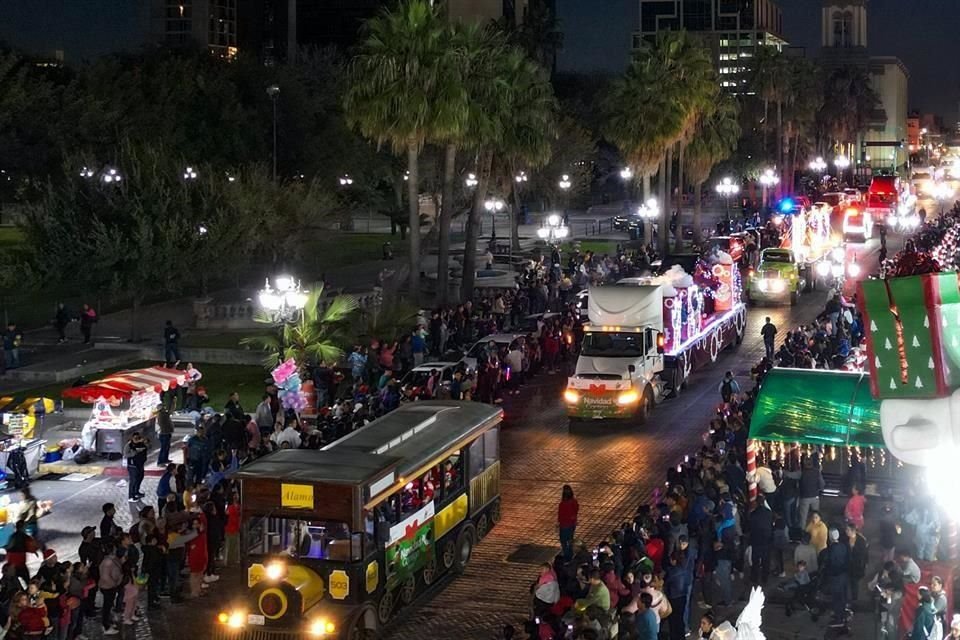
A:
[617,389,639,406]
[219,610,247,629]
[816,261,831,277]
[563,389,580,404]
[769,279,785,293]
[847,262,861,278]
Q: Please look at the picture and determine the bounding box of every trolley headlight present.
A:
[563,389,580,404]
[265,561,287,581]
[308,619,336,636]
[847,262,861,278]
[218,610,247,629]
[617,389,639,406]
[769,279,785,293]
[816,261,831,277]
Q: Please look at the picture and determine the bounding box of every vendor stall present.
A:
[62,366,194,457]
[0,398,52,485]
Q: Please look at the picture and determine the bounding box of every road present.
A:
[12,235,891,640]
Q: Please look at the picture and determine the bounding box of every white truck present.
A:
[564,275,746,423]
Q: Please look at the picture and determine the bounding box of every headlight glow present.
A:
[769,279,785,293]
[265,561,286,581]
[617,389,639,406]
[847,262,861,278]
[563,389,580,404]
[223,610,246,629]
[831,247,845,262]
[816,261,831,277]
[308,619,335,636]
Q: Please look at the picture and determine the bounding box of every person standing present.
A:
[156,404,174,465]
[98,543,123,635]
[747,494,774,587]
[2,322,22,370]
[157,463,176,515]
[124,432,148,502]
[760,317,777,360]
[718,371,740,404]
[821,529,850,625]
[846,522,869,604]
[797,457,825,529]
[163,320,181,364]
[557,484,579,561]
[224,391,244,423]
[54,303,71,343]
[634,592,659,640]
[844,485,866,531]
[79,303,97,343]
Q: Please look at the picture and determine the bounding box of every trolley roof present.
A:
[236,402,502,486]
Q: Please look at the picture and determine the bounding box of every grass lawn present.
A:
[179,331,272,350]
[11,361,271,412]
[560,240,620,256]
[302,232,407,271]
[0,227,23,248]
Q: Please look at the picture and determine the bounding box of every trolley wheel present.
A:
[441,539,457,571]
[422,554,438,586]
[476,513,490,540]
[453,525,476,574]
[489,498,502,525]
[399,575,416,605]
[376,589,394,626]
[346,606,379,640]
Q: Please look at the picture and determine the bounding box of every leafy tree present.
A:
[817,65,879,153]
[685,93,741,242]
[354,300,420,345]
[344,0,464,304]
[242,284,358,368]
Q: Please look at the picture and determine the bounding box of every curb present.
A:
[37,463,172,479]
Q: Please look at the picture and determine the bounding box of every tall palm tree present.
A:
[344,0,462,304]
[750,47,788,184]
[242,284,359,369]
[685,93,741,243]
[602,53,682,248]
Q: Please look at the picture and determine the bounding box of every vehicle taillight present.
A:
[656,333,665,354]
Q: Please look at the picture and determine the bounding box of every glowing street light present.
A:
[79,167,96,179]
[619,167,634,181]
[100,167,122,185]
[715,176,739,224]
[514,171,528,184]
[183,166,198,181]
[808,156,827,173]
[558,174,572,191]
[637,197,659,244]
[933,182,955,215]
[536,212,569,244]
[338,174,354,186]
[257,275,308,322]
[758,168,779,208]
[464,172,478,188]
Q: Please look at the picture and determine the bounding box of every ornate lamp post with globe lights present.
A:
[758,168,779,210]
[257,275,308,363]
[558,174,572,225]
[537,213,569,246]
[484,197,505,240]
[715,177,739,228]
[637,197,659,245]
[834,155,850,185]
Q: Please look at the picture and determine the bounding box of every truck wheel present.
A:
[790,290,799,305]
[636,389,653,425]
[376,589,395,626]
[453,526,476,574]
[346,605,378,640]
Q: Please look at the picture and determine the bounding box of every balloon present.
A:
[271,358,298,386]
[285,373,302,392]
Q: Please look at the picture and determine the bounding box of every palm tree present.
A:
[750,47,788,184]
[344,0,462,304]
[602,54,682,247]
[242,284,359,369]
[685,93,741,243]
[354,300,421,345]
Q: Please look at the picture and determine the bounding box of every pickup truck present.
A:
[745,248,806,306]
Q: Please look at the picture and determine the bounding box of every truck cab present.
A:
[746,248,804,306]
[564,285,665,423]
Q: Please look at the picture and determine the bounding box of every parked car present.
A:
[460,334,526,371]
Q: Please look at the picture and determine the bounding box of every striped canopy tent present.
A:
[62,366,191,405]
[748,368,884,448]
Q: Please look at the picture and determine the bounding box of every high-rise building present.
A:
[819,0,908,173]
[151,0,239,57]
[633,0,787,93]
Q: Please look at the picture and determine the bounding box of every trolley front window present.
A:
[244,516,367,562]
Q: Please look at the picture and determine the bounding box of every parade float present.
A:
[564,250,746,422]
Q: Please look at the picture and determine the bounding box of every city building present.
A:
[444,0,528,25]
[819,0,909,174]
[633,0,788,93]
[152,0,239,57]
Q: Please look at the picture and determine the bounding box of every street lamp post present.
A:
[637,197,659,245]
[536,213,569,245]
[484,198,505,240]
[715,177,740,229]
[808,156,827,184]
[619,166,633,203]
[834,155,850,186]
[759,168,779,210]
[266,85,280,182]
[558,174,572,225]
[183,166,198,181]
[934,182,955,217]
[257,275,308,363]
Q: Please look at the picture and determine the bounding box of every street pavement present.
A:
[10,235,891,640]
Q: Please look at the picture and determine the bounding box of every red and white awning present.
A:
[62,366,193,404]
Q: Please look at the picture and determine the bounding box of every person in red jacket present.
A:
[558,484,579,561]
[4,521,40,582]
[186,515,208,598]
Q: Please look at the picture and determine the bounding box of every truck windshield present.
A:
[762,252,792,263]
[582,332,645,357]
[244,516,364,561]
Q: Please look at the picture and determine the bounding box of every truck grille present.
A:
[762,271,780,280]
[213,628,301,640]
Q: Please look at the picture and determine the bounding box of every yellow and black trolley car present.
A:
[216,401,503,640]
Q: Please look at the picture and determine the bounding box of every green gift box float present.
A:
[858,272,960,399]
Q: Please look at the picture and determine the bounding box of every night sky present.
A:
[557,0,960,127]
